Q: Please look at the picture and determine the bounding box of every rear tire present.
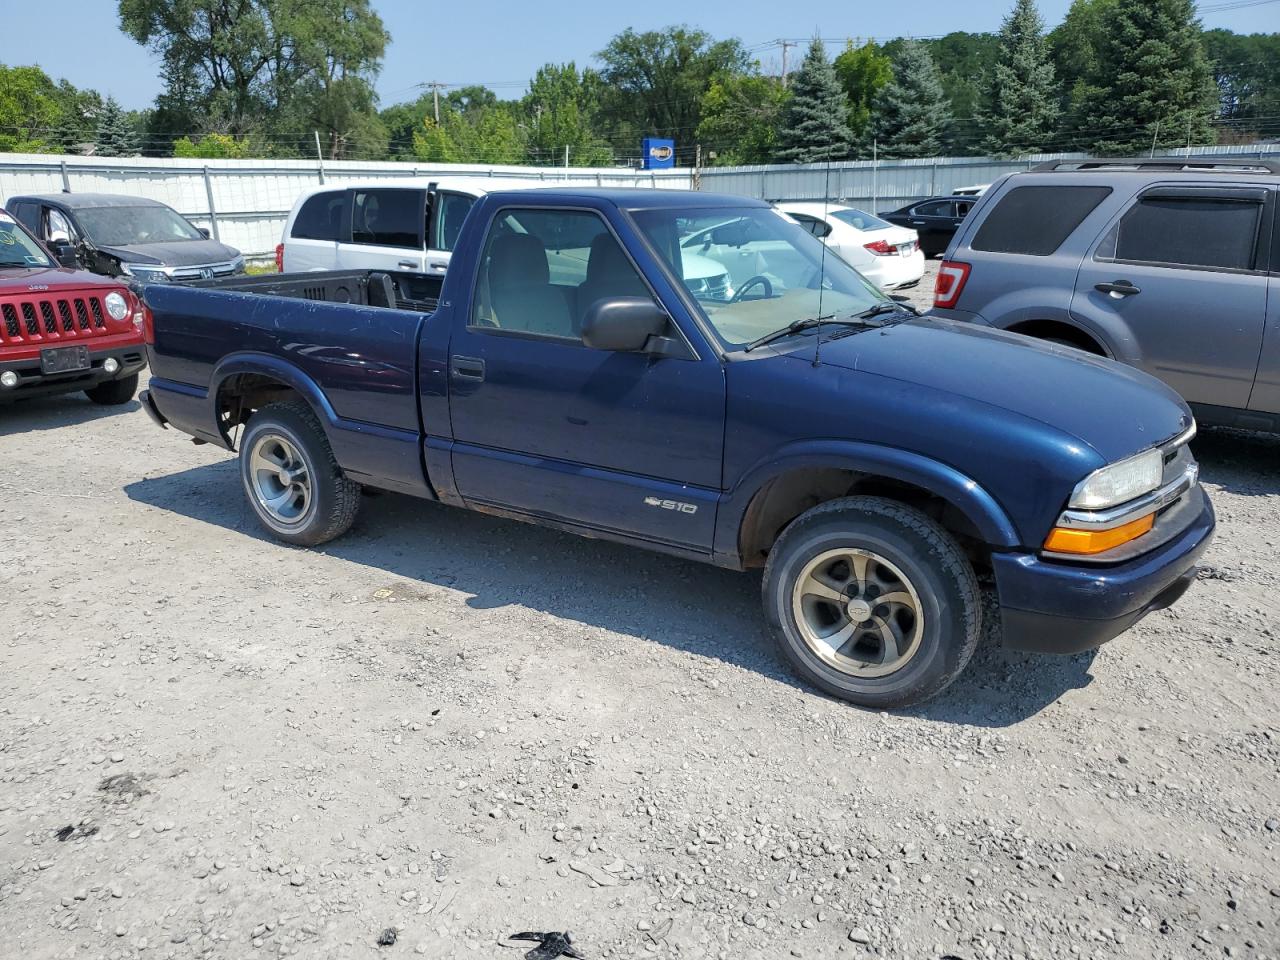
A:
[85,373,138,406]
[762,496,981,709]
[238,400,361,546]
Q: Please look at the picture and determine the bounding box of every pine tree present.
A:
[1076,0,1217,154]
[773,40,853,163]
[95,97,138,157]
[870,40,951,158]
[983,0,1060,155]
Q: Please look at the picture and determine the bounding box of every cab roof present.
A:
[7,192,171,209]
[482,187,770,211]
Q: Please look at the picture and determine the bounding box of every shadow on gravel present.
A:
[127,459,1097,727]
[0,393,141,436]
[1191,427,1279,497]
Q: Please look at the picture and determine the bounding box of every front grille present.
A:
[0,292,119,345]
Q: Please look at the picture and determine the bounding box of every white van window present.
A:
[433,192,475,252]
[292,192,346,241]
[352,189,423,248]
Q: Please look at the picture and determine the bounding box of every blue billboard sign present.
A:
[642,138,676,169]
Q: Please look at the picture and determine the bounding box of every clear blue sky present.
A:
[0,0,1275,111]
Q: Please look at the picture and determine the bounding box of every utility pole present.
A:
[780,40,796,87]
[423,82,446,123]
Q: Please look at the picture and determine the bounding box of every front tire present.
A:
[238,400,361,546]
[762,496,981,709]
[85,373,138,406]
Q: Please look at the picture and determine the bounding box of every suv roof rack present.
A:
[1032,156,1280,175]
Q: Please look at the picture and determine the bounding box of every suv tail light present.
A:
[275,243,284,272]
[933,260,971,309]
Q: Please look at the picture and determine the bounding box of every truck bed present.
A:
[180,268,443,313]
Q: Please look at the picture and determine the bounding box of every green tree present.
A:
[696,73,787,164]
[1202,29,1280,140]
[870,39,952,158]
[833,41,892,142]
[172,132,254,158]
[410,100,524,165]
[1073,0,1217,154]
[773,40,852,163]
[918,33,1002,120]
[523,63,611,166]
[0,65,64,152]
[597,25,751,149]
[95,97,139,157]
[982,0,1059,155]
[119,0,389,158]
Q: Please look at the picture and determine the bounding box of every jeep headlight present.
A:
[1069,448,1163,510]
[103,291,129,320]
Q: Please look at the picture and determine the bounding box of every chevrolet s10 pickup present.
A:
[137,188,1215,708]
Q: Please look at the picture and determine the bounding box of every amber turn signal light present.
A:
[1044,514,1155,555]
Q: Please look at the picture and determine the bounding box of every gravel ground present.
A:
[2,269,1277,960]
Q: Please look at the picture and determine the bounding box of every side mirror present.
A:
[51,241,79,268]
[198,227,211,239]
[581,297,668,353]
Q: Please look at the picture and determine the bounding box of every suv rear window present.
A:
[292,191,346,241]
[1113,197,1261,271]
[971,185,1111,256]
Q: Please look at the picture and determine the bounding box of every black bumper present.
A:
[993,488,1216,655]
[0,346,147,402]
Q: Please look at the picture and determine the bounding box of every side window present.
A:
[10,201,39,234]
[432,192,475,252]
[957,201,975,218]
[1111,196,1262,271]
[351,189,423,248]
[45,208,76,244]
[471,208,649,340]
[971,186,1112,256]
[790,214,831,239]
[914,200,952,217]
[291,191,346,241]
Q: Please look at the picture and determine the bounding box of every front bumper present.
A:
[994,486,1215,654]
[0,344,147,402]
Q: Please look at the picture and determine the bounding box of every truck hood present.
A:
[792,315,1192,463]
[94,238,241,268]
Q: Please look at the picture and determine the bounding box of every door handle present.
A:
[450,355,485,381]
[910,220,926,225]
[428,261,448,271]
[1095,280,1141,298]
[397,259,418,269]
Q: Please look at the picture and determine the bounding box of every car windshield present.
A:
[631,206,886,347]
[75,205,203,245]
[831,208,893,232]
[0,215,52,268]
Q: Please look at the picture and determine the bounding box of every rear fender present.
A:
[715,440,1020,565]
[210,352,433,498]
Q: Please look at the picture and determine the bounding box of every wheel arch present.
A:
[720,443,1020,569]
[211,353,338,449]
[1006,318,1110,356]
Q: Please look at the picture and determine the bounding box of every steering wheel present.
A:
[729,275,774,303]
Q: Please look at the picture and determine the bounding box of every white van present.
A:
[278,177,547,275]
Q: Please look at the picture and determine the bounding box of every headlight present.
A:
[231,255,246,273]
[122,264,168,282]
[1069,448,1163,510]
[104,291,129,321]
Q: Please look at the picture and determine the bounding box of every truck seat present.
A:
[576,233,649,332]
[487,233,574,338]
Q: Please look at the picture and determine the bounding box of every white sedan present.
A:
[778,203,926,292]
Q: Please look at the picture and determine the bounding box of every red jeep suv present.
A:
[0,208,145,405]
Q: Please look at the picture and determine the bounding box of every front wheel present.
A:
[85,373,138,406]
[238,400,361,546]
[762,496,981,709]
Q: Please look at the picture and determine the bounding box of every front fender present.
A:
[714,439,1021,564]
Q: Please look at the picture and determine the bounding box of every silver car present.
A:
[930,157,1280,434]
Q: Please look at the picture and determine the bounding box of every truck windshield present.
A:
[631,206,886,348]
[0,215,52,268]
[76,206,203,246]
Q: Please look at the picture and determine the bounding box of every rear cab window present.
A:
[971,185,1113,256]
[291,191,348,241]
[1099,188,1266,272]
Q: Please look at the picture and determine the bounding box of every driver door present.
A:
[447,205,726,551]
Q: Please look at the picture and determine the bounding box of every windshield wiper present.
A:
[744,300,917,353]
[855,300,918,320]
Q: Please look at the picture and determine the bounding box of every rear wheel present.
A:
[762,496,981,709]
[238,400,361,546]
[85,373,138,406]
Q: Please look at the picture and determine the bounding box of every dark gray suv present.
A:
[930,157,1279,434]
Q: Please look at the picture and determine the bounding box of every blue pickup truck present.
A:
[137,188,1214,708]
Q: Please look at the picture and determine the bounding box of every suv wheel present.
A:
[762,496,981,709]
[238,400,361,546]
[85,373,138,406]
